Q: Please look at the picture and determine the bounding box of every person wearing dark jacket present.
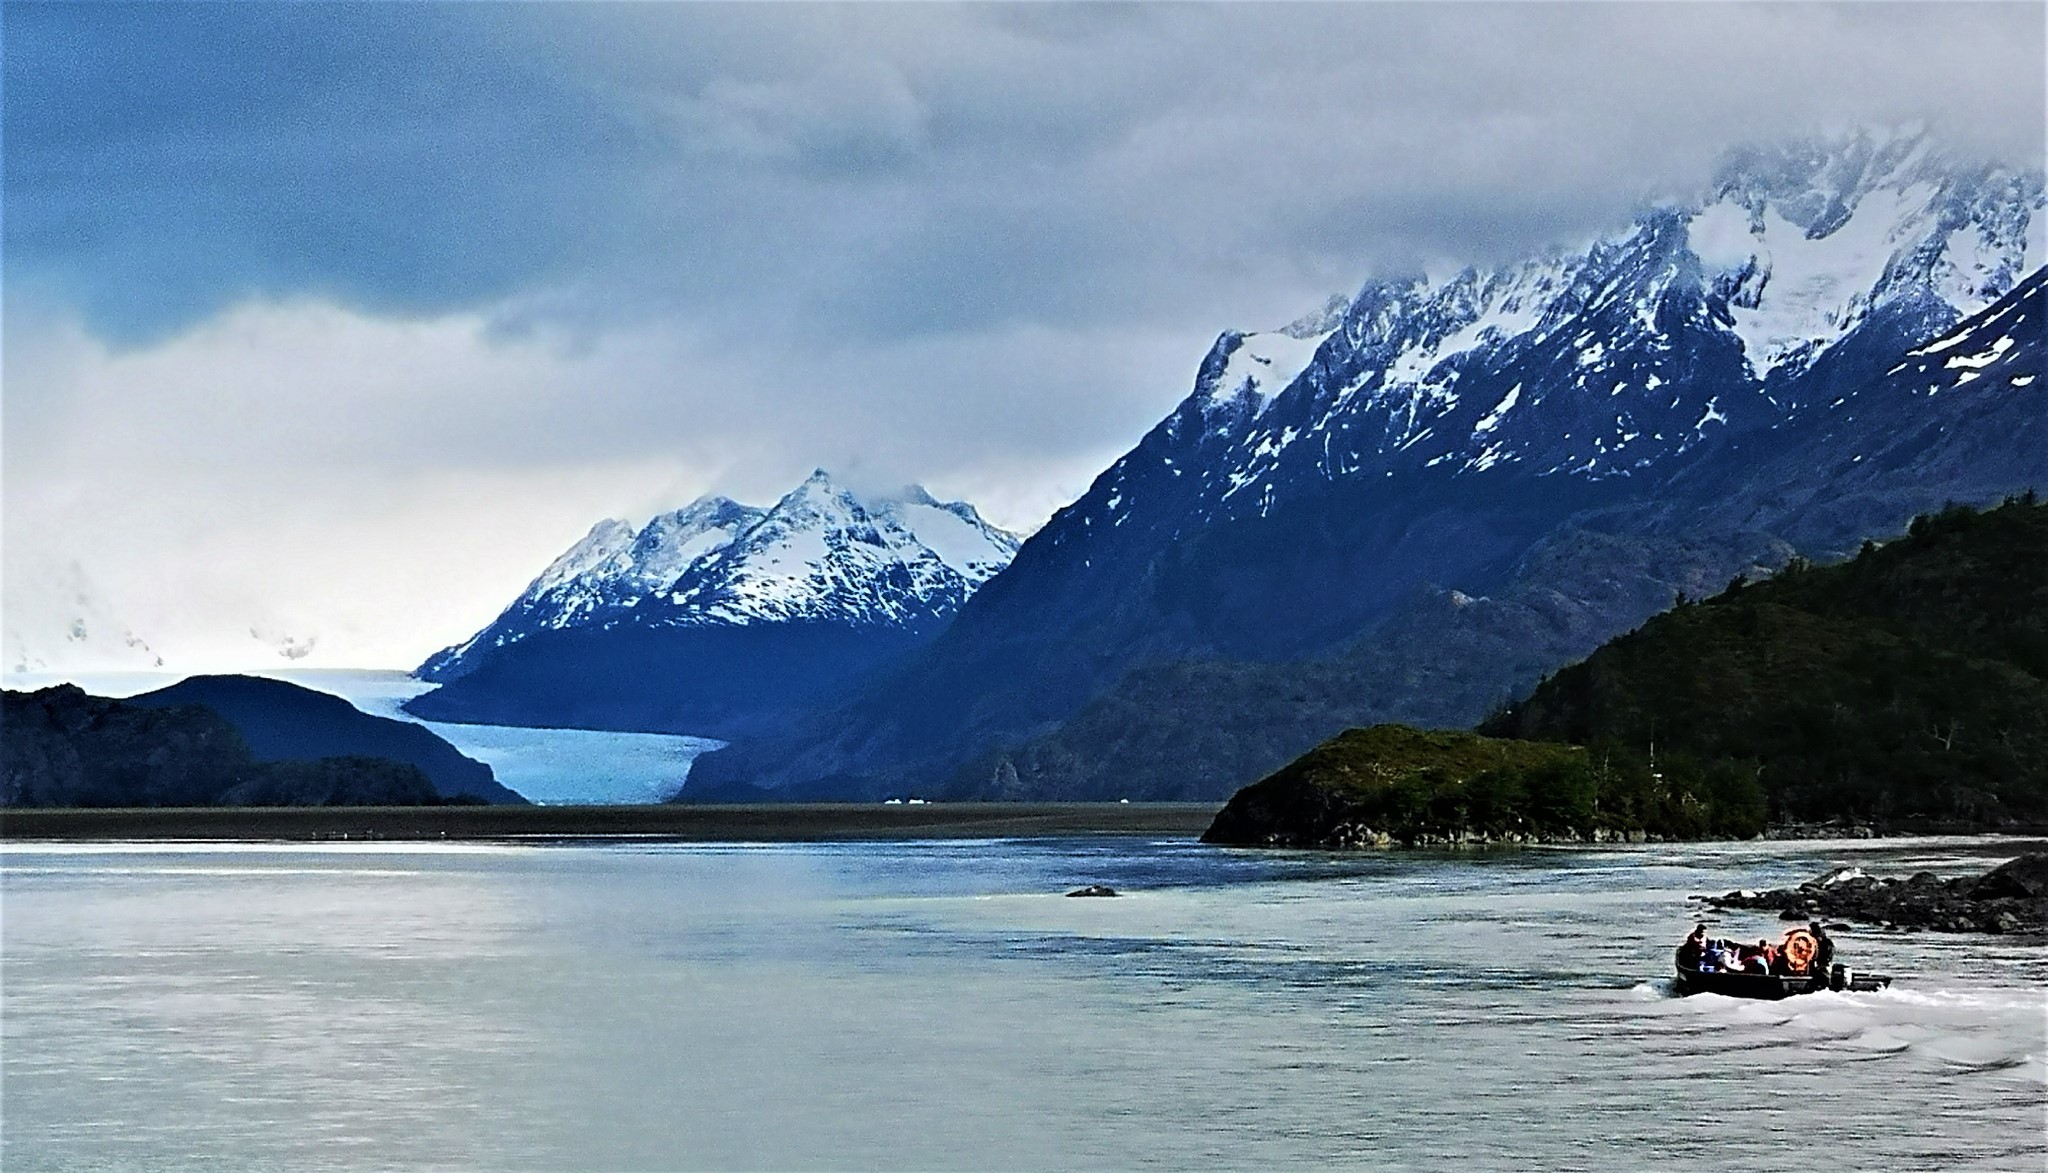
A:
[1809,922,1836,972]
[1675,923,1709,971]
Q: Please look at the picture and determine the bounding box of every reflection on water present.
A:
[4,837,2043,1171]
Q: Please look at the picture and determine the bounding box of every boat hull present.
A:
[1673,966,1891,999]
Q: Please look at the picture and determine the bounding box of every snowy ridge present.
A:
[1691,128,2044,376]
[657,471,1019,630]
[418,471,1019,680]
[1045,128,2041,555]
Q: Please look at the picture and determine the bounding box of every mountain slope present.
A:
[1479,498,2048,826]
[1201,497,2048,849]
[688,130,2043,800]
[947,266,2048,801]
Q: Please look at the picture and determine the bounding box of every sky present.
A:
[5,2,2045,671]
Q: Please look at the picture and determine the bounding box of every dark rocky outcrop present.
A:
[128,675,523,804]
[1065,884,1119,897]
[4,684,453,808]
[1707,854,2048,934]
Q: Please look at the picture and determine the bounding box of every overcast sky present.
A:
[5,2,2044,670]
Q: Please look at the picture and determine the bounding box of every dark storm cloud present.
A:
[4,5,641,339]
[9,3,2041,346]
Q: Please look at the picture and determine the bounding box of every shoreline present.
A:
[0,803,1224,843]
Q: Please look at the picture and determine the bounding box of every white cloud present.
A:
[2,295,1200,669]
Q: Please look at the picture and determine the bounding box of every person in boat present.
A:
[1750,939,1776,974]
[1732,941,1767,974]
[1704,938,1737,973]
[1676,923,1709,971]
[1809,922,1835,973]
[1769,941,1796,975]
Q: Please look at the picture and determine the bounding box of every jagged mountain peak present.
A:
[1030,128,2039,612]
[1709,124,1944,231]
[656,469,1020,629]
[416,470,1020,680]
[1281,293,1355,340]
[531,517,638,594]
[1690,128,2043,376]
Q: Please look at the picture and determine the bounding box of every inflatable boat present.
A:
[1671,925,1891,999]
[1673,963,1891,1000]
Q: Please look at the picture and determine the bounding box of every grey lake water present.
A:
[3,835,2043,1171]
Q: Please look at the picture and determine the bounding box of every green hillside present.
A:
[1205,498,2048,847]
[1482,497,2048,827]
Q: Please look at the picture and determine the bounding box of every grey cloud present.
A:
[7,2,2045,665]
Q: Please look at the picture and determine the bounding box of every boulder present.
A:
[1968,853,2048,900]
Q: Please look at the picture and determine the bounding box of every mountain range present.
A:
[403,470,1020,735]
[679,128,2046,801]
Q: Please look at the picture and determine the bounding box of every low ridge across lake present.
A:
[1672,922,1891,1000]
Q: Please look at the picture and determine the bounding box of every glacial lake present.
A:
[3,835,2043,1170]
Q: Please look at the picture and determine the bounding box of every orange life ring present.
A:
[1782,928,1818,973]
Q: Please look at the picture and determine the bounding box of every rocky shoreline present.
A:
[1707,853,2048,934]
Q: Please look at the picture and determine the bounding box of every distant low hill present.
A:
[2,685,446,807]
[1206,499,2048,846]
[126,675,525,805]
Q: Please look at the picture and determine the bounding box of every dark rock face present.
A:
[216,756,443,807]
[3,685,251,807]
[2,685,443,808]
[1970,853,2048,901]
[1065,885,1119,897]
[1708,854,2048,933]
[405,621,934,742]
[128,675,523,804]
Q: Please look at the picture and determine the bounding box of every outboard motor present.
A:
[1829,964,1851,992]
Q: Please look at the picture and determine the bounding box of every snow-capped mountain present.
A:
[648,471,1019,632]
[405,471,1019,734]
[687,128,2046,800]
[1062,128,2041,553]
[417,496,768,681]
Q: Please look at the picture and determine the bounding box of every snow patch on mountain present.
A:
[1194,318,1344,428]
[1689,129,2043,376]
[873,488,1019,585]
